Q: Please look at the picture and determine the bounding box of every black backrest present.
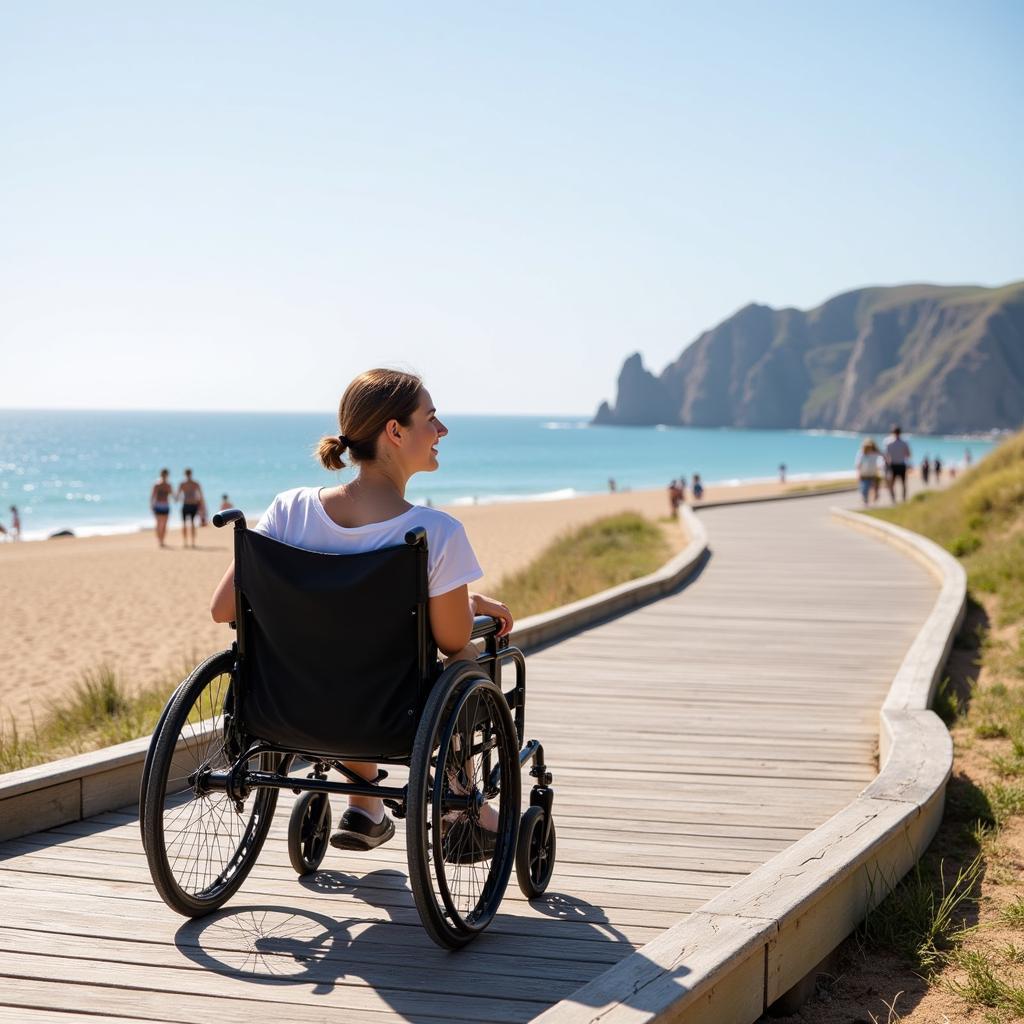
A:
[234,528,434,759]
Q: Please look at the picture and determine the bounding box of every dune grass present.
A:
[495,511,672,619]
[1,510,675,774]
[0,665,182,774]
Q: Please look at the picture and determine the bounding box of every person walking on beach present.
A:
[920,455,931,486]
[667,479,682,516]
[209,368,513,856]
[150,469,173,548]
[883,425,911,503]
[691,474,704,501]
[8,505,20,541]
[933,455,943,484]
[219,494,233,511]
[855,439,885,506]
[176,468,205,548]
[778,463,786,484]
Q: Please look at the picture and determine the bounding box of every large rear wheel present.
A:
[142,651,283,916]
[407,662,521,948]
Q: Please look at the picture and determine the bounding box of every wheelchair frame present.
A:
[141,508,556,949]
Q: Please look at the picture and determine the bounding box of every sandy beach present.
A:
[0,479,847,731]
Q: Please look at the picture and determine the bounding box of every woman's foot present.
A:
[442,818,497,863]
[330,806,395,851]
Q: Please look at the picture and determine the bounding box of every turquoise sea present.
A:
[0,409,998,540]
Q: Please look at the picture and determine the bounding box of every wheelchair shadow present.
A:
[172,869,679,1020]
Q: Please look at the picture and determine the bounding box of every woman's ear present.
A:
[382,418,403,449]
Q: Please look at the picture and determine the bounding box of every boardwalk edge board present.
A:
[532,506,965,1024]
[0,506,708,842]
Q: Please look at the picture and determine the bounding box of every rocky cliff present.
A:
[594,282,1024,433]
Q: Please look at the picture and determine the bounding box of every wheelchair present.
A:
[139,509,556,949]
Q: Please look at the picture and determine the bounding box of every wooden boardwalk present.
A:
[0,493,938,1024]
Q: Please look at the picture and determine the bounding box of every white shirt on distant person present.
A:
[254,486,482,598]
[884,436,911,464]
[855,452,885,478]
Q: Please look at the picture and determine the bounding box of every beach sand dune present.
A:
[0,480,811,731]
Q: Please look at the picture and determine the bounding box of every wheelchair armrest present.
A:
[471,614,500,640]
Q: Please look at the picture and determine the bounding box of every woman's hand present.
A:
[471,593,514,637]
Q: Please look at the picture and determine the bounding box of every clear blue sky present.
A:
[1,2,1021,415]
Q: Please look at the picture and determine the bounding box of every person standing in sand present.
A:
[176,468,205,548]
[150,469,173,548]
[210,368,513,857]
[219,493,232,511]
[9,505,21,541]
[691,474,704,501]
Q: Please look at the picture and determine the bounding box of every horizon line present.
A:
[0,405,595,418]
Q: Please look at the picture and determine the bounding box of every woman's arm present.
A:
[429,585,474,656]
[210,561,235,622]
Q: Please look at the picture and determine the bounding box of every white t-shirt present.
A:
[254,487,483,598]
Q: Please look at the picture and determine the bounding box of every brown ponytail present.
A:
[316,368,424,472]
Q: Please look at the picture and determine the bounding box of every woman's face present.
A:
[402,389,448,473]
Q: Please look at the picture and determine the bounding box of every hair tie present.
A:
[338,434,349,448]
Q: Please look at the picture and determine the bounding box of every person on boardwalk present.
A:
[691,473,704,501]
[883,425,911,503]
[176,468,205,549]
[210,368,513,856]
[150,469,173,548]
[8,505,20,541]
[920,455,931,486]
[855,439,885,506]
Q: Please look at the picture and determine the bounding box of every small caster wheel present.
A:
[288,792,332,875]
[516,804,556,898]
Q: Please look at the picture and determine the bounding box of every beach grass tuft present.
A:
[0,664,183,773]
[495,511,671,619]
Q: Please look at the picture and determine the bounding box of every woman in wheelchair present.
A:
[210,368,512,853]
[141,368,555,947]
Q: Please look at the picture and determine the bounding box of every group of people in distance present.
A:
[149,467,233,549]
[854,425,966,507]
[0,505,21,541]
[668,474,703,514]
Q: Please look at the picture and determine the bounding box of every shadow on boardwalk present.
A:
[172,867,677,1023]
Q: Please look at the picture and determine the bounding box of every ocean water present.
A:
[0,409,998,540]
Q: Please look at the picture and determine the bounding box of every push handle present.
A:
[212,508,246,529]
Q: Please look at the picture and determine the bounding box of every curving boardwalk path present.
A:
[0,492,937,1024]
